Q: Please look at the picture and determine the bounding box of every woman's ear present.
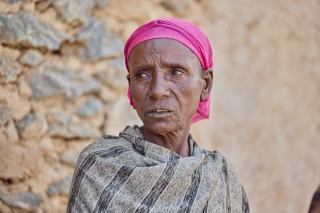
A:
[127,74,131,86]
[201,68,213,101]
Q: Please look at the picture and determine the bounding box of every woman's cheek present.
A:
[132,84,148,100]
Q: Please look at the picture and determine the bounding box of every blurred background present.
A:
[0,0,319,212]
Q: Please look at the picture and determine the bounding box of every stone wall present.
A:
[0,0,319,212]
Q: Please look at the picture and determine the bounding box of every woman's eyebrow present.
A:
[132,64,153,71]
[132,61,190,71]
[168,62,182,67]
[168,62,189,69]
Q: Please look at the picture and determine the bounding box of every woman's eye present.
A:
[172,69,184,76]
[136,73,148,78]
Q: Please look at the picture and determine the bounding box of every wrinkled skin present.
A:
[128,38,213,156]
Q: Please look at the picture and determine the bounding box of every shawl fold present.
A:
[67,126,249,213]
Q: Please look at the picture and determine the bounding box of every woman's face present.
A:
[128,38,206,135]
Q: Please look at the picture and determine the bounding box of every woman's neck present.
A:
[142,127,191,157]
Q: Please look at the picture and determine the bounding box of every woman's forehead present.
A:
[128,38,201,68]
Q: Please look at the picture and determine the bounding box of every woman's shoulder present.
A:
[199,148,241,185]
[210,150,238,172]
[199,148,228,164]
[76,134,133,165]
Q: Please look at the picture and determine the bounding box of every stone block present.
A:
[0,1,20,14]
[59,140,91,166]
[47,176,72,196]
[0,107,11,126]
[0,49,21,84]
[0,202,11,213]
[107,58,126,72]
[98,86,118,103]
[94,70,128,94]
[161,0,191,13]
[18,76,33,98]
[0,190,42,212]
[6,0,25,4]
[35,0,52,11]
[0,85,31,121]
[47,110,100,139]
[0,11,69,50]
[21,1,35,13]
[76,97,104,118]
[28,64,103,99]
[52,0,106,25]
[16,113,48,140]
[95,0,107,8]
[0,119,19,144]
[60,149,79,167]
[61,18,124,61]
[18,49,44,67]
[0,143,42,180]
[0,106,19,145]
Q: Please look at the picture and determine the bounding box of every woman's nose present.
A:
[149,73,170,100]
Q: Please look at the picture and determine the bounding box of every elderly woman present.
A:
[67,18,249,213]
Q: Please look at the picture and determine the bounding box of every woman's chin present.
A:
[142,120,180,136]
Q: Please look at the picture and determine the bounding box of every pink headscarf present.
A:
[124,18,213,123]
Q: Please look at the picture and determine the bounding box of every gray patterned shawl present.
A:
[67,126,249,213]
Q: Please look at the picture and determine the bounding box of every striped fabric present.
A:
[67,126,249,213]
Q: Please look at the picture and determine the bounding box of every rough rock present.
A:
[0,143,42,180]
[52,0,107,25]
[76,97,104,117]
[0,119,19,144]
[0,190,42,211]
[0,2,20,14]
[47,176,72,196]
[60,149,80,166]
[18,75,33,98]
[161,0,191,13]
[0,201,12,213]
[94,71,127,93]
[28,64,103,99]
[46,110,100,139]
[75,18,123,60]
[0,107,11,126]
[95,0,107,9]
[107,58,126,72]
[5,0,25,4]
[61,18,124,60]
[0,107,19,144]
[18,49,44,67]
[103,97,141,135]
[16,114,48,140]
[0,85,31,121]
[98,85,118,103]
[0,49,21,84]
[59,141,91,166]
[0,11,69,50]
[35,0,52,11]
[21,1,35,13]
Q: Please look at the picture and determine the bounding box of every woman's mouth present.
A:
[155,109,171,113]
[147,109,173,117]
